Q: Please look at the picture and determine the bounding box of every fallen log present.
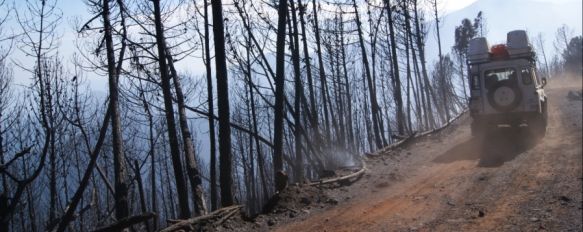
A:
[160,205,243,232]
[92,212,155,232]
[417,109,468,137]
[307,161,367,186]
[378,110,468,154]
[214,206,240,226]
[383,133,417,151]
[303,111,469,190]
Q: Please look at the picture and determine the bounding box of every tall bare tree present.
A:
[152,0,192,218]
[273,0,289,192]
[102,0,130,221]
[211,0,234,206]
[384,0,406,135]
[202,0,219,211]
[433,0,450,121]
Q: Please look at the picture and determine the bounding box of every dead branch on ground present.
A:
[160,205,243,232]
[307,161,367,186]
[92,212,155,232]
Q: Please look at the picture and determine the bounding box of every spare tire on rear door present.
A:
[487,80,522,112]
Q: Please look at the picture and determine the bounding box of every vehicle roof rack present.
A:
[467,30,535,65]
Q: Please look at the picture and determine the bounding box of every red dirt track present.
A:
[275,79,582,232]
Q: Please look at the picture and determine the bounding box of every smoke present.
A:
[321,144,359,170]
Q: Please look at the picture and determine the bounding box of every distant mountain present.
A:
[425,0,582,64]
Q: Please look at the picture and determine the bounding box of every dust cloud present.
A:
[433,127,541,167]
[434,74,582,167]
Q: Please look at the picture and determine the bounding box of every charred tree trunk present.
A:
[311,0,331,141]
[103,0,129,221]
[243,32,260,213]
[203,0,218,211]
[166,51,208,215]
[353,0,383,148]
[366,2,388,147]
[333,12,346,147]
[412,0,436,129]
[211,0,234,206]
[433,0,450,122]
[140,89,158,230]
[289,0,304,183]
[240,23,270,203]
[298,0,318,138]
[384,0,405,135]
[152,0,191,218]
[339,16,355,151]
[403,1,415,132]
[53,106,112,232]
[133,160,151,232]
[273,0,288,192]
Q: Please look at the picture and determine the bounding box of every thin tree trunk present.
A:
[404,2,424,130]
[403,1,416,132]
[384,0,405,135]
[362,72,374,151]
[323,51,339,141]
[367,3,388,146]
[161,142,177,219]
[405,40,413,132]
[311,0,331,141]
[152,0,191,219]
[103,0,129,221]
[339,18,355,152]
[244,29,270,202]
[411,46,425,130]
[535,34,551,77]
[139,88,158,230]
[166,50,208,216]
[333,12,346,147]
[352,0,383,148]
[54,105,112,232]
[133,160,151,232]
[433,0,450,122]
[203,0,218,211]
[413,0,436,129]
[298,0,318,134]
[244,28,261,214]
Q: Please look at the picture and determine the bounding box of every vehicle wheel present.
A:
[471,120,485,137]
[530,113,547,137]
[542,100,548,126]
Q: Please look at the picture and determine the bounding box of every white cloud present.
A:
[442,0,479,14]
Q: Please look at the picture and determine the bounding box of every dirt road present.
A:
[274,79,582,232]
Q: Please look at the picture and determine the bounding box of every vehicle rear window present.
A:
[484,68,517,89]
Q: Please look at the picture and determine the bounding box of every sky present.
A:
[442,0,479,13]
[441,0,577,13]
[55,0,481,18]
[6,0,582,90]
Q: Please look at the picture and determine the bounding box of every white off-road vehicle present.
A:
[467,30,548,136]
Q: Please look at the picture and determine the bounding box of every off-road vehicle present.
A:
[467,30,548,136]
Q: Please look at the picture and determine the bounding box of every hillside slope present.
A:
[269,77,582,232]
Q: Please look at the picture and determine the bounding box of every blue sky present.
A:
[443,0,576,13]
[6,0,582,89]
